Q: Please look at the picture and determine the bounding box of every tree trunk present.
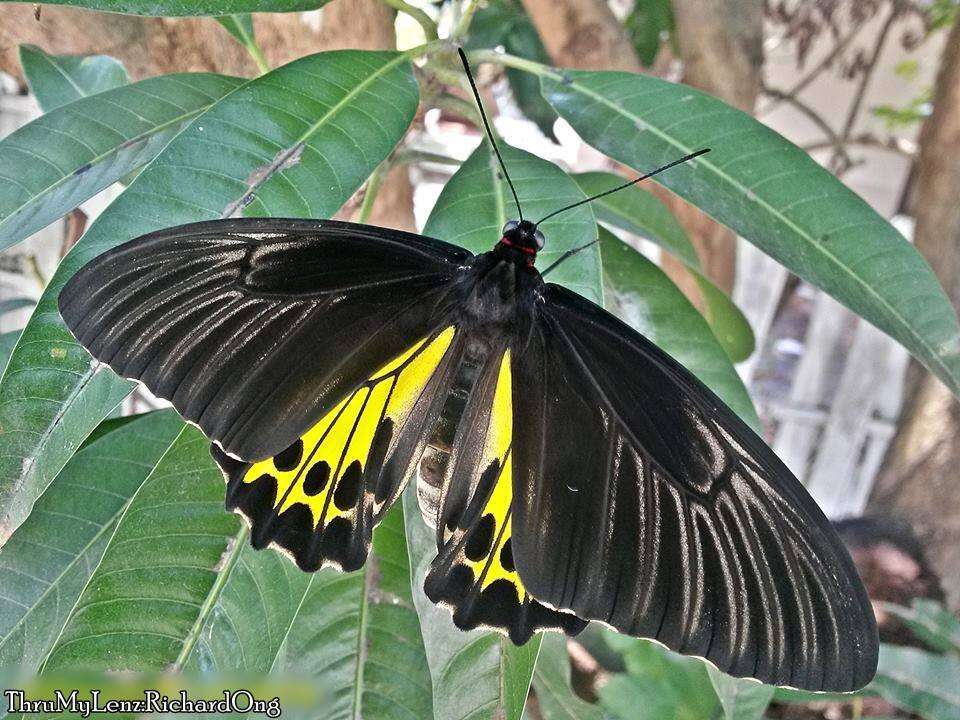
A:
[658,0,763,297]
[522,0,762,298]
[867,16,960,611]
[519,0,642,72]
[0,1,414,231]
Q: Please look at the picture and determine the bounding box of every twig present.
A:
[761,84,851,167]
[830,4,900,171]
[760,21,866,114]
[802,133,916,157]
[380,0,439,40]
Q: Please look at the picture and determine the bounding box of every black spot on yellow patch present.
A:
[500,538,514,572]
[334,460,363,510]
[274,439,303,471]
[466,514,496,561]
[303,461,330,496]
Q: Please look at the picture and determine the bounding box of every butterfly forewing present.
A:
[508,283,878,691]
[58,218,471,461]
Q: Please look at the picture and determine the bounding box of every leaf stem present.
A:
[468,48,556,78]
[358,160,388,224]
[380,0,439,40]
[452,0,482,39]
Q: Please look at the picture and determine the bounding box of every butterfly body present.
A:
[59,215,878,690]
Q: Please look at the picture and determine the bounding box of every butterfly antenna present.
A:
[457,47,524,222]
[541,239,599,277]
[535,148,711,227]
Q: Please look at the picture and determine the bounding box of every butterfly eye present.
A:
[533,229,545,249]
[502,220,520,235]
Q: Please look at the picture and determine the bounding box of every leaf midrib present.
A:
[548,71,957,391]
[36,51,88,100]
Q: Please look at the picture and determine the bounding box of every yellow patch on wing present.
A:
[462,352,527,598]
[242,327,455,528]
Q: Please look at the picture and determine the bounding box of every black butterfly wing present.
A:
[60,217,472,571]
[510,283,878,691]
[59,217,471,460]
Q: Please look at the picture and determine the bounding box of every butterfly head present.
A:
[499,220,544,264]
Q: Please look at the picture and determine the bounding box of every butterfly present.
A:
[56,49,877,692]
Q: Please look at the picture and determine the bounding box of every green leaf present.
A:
[424,138,601,304]
[25,0,333,16]
[0,331,21,372]
[772,686,868,704]
[0,50,419,546]
[403,489,540,720]
[19,44,129,112]
[572,171,754,361]
[694,276,755,363]
[706,666,774,720]
[0,72,244,252]
[0,409,183,669]
[181,502,433,719]
[466,0,558,140]
[540,66,960,397]
[599,636,720,720]
[599,227,760,431]
[625,0,675,66]
[214,14,269,74]
[214,14,256,46]
[880,600,960,655]
[533,633,603,720]
[572,171,697,266]
[871,644,960,720]
[39,426,238,671]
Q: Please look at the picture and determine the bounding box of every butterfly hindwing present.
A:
[509,283,878,691]
[59,217,471,461]
[212,327,460,571]
[424,346,586,642]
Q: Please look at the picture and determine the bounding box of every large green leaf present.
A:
[403,489,539,720]
[533,633,603,720]
[0,72,243,251]
[599,227,760,430]
[871,644,960,720]
[27,424,430,716]
[179,501,432,719]
[573,171,755,361]
[0,409,183,669]
[19,44,129,112]
[423,138,600,303]
[881,600,960,655]
[40,426,238,671]
[706,667,774,720]
[27,0,332,15]
[276,505,433,719]
[538,66,960,396]
[0,50,419,546]
[572,171,697,266]
[599,636,720,720]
